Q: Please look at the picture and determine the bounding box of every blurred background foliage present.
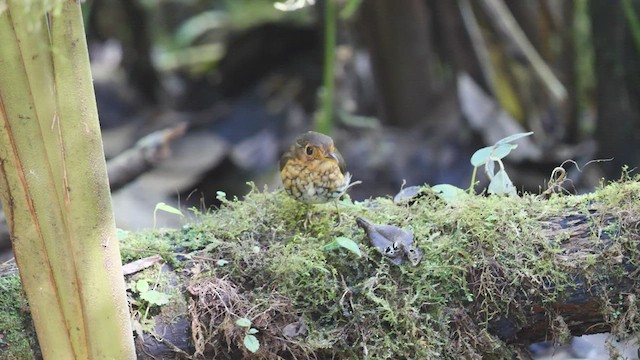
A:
[3,0,638,238]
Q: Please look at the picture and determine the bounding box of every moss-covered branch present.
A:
[2,180,639,359]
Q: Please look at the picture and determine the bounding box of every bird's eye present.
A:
[305,146,313,156]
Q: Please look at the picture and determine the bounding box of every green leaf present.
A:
[495,131,533,145]
[140,290,170,306]
[488,169,517,196]
[470,146,493,166]
[216,191,227,203]
[154,202,184,216]
[235,318,252,328]
[136,279,149,293]
[249,328,259,334]
[216,259,229,266]
[431,184,467,205]
[153,202,183,228]
[204,241,221,252]
[472,132,533,167]
[324,237,362,257]
[244,334,260,353]
[489,143,518,161]
[116,228,129,241]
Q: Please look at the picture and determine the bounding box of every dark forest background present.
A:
[19,0,640,228]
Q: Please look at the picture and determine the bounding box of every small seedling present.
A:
[323,236,362,257]
[470,132,533,196]
[153,202,184,229]
[235,318,260,353]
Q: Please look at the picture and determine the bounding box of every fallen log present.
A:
[1,180,639,359]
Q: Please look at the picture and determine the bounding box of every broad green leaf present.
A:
[495,131,533,145]
[324,237,362,257]
[154,202,184,216]
[489,143,518,161]
[136,279,149,293]
[244,334,260,353]
[470,146,493,166]
[236,318,252,328]
[249,328,259,334]
[140,290,170,306]
[472,132,533,167]
[431,184,467,204]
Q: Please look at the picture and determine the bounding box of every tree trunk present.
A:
[591,1,640,178]
[358,0,434,128]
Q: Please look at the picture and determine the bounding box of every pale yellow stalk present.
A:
[0,1,135,358]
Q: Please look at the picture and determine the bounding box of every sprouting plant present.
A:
[432,132,533,203]
[469,132,534,196]
[153,202,184,229]
[235,317,260,353]
[129,268,171,338]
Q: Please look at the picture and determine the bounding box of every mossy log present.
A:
[1,180,639,359]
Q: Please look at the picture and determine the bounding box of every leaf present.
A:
[154,202,184,229]
[216,259,229,266]
[488,169,517,196]
[243,334,260,353]
[154,202,184,216]
[393,185,422,204]
[140,290,170,306]
[136,279,149,293]
[470,146,493,166]
[471,132,533,167]
[204,241,221,252]
[356,218,420,266]
[216,191,227,203]
[495,131,534,145]
[489,143,518,161]
[324,237,362,257]
[116,228,129,241]
[235,318,252,328]
[431,184,467,205]
[249,328,259,334]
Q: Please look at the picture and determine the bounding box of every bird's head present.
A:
[295,131,339,164]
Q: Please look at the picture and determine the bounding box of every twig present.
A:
[478,0,567,102]
[107,123,188,192]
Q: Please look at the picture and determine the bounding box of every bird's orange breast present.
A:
[280,158,346,204]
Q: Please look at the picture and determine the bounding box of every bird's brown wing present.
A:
[279,148,294,172]
[335,148,347,174]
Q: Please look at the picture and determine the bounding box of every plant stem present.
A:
[317,0,336,135]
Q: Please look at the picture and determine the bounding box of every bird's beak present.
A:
[325,153,339,162]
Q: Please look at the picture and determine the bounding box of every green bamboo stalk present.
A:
[0,1,135,358]
[316,0,336,135]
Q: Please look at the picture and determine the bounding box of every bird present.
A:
[280,131,358,204]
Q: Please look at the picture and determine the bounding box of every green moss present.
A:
[4,178,640,358]
[0,275,37,360]
[120,179,640,358]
